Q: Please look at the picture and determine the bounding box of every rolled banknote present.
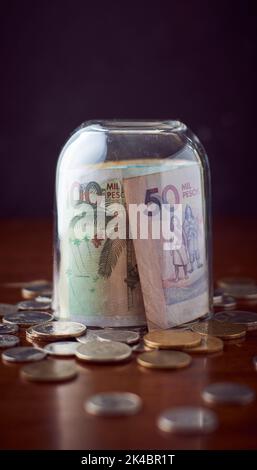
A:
[123,148,210,329]
[54,162,146,326]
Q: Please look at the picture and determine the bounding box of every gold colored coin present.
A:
[137,350,192,369]
[143,330,202,350]
[186,335,224,354]
[20,359,77,382]
[191,320,246,339]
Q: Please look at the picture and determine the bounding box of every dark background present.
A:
[0,0,256,217]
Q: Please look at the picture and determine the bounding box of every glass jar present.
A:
[54,120,212,328]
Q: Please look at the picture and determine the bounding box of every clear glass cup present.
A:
[54,120,212,328]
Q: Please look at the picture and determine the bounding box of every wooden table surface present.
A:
[0,218,257,450]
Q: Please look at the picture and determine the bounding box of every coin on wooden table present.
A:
[76,330,99,344]
[95,329,140,345]
[215,310,257,331]
[20,360,78,382]
[76,341,132,363]
[0,334,20,348]
[2,346,46,363]
[213,289,224,305]
[192,320,247,339]
[17,300,52,311]
[21,282,52,299]
[137,350,192,370]
[143,330,201,350]
[44,341,79,356]
[132,340,152,353]
[214,296,236,310]
[157,407,218,434]
[26,326,41,342]
[3,311,54,327]
[217,277,256,290]
[31,321,86,340]
[85,392,142,416]
[0,323,19,334]
[224,285,257,300]
[35,296,52,304]
[0,303,18,318]
[202,382,256,405]
[186,335,224,354]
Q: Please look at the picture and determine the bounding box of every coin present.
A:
[217,277,256,290]
[224,285,257,300]
[213,289,224,305]
[192,320,246,339]
[157,407,218,434]
[253,356,257,371]
[21,282,52,299]
[35,296,52,303]
[85,392,142,416]
[132,340,152,353]
[137,350,192,369]
[76,341,132,363]
[3,311,54,327]
[186,335,224,354]
[2,346,46,363]
[94,329,140,345]
[215,310,257,331]
[30,321,86,340]
[20,360,78,382]
[44,341,79,356]
[26,326,42,342]
[143,330,201,350]
[202,382,256,405]
[214,296,236,310]
[76,330,99,344]
[17,300,52,311]
[0,335,20,348]
[0,303,18,318]
[0,323,19,334]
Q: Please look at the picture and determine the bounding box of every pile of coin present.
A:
[0,275,256,435]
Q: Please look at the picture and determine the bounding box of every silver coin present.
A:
[85,392,142,416]
[158,407,218,434]
[76,340,132,363]
[0,323,19,334]
[213,289,224,305]
[35,296,52,303]
[17,300,52,311]
[0,334,20,348]
[0,303,18,317]
[215,310,257,330]
[2,346,46,363]
[31,321,86,339]
[95,329,140,345]
[21,359,77,382]
[132,340,151,353]
[3,311,54,327]
[44,341,79,356]
[219,283,257,300]
[202,382,256,405]
[76,330,99,344]
[214,296,236,310]
[21,282,52,299]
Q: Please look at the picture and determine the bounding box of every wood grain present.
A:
[0,217,257,450]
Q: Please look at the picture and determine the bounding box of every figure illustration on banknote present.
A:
[170,215,189,282]
[183,205,203,273]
